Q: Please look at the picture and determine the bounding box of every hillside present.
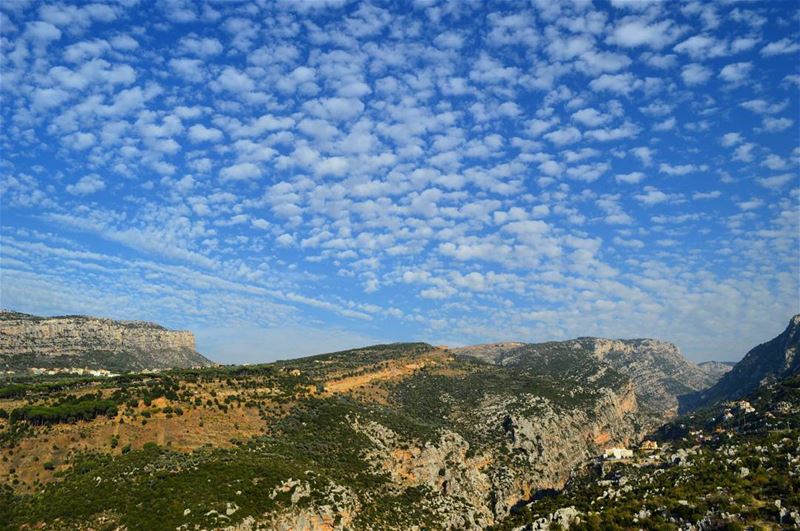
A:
[0,321,795,529]
[683,315,800,411]
[0,311,213,373]
[454,337,715,421]
[496,372,800,530]
[0,342,645,530]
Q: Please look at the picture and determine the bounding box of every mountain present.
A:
[1,322,793,529]
[497,370,800,530]
[0,311,213,373]
[697,360,736,380]
[683,314,800,411]
[453,337,715,421]
[0,342,647,529]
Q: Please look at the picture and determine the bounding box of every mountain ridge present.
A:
[1,317,797,529]
[453,336,715,421]
[0,310,213,373]
[681,314,800,411]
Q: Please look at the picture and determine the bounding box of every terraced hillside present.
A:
[0,343,643,530]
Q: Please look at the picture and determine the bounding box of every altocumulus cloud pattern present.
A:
[0,0,798,362]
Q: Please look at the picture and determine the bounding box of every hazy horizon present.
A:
[4,306,797,365]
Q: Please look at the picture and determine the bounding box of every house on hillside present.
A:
[603,447,633,460]
[640,440,658,451]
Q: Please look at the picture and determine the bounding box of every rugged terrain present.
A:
[0,342,643,530]
[497,373,800,530]
[0,317,797,530]
[0,311,213,373]
[697,360,736,380]
[683,315,800,411]
[454,337,716,421]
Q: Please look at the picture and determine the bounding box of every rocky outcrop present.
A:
[577,338,715,419]
[348,381,638,528]
[0,310,212,372]
[683,314,800,411]
[697,360,736,381]
[454,337,714,422]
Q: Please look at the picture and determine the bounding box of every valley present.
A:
[0,315,798,530]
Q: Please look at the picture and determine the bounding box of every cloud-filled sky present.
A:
[1,0,798,363]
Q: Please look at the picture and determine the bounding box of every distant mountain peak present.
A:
[682,314,800,411]
[454,336,713,422]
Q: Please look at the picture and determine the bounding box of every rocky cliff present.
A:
[697,360,736,380]
[346,379,639,528]
[453,337,715,422]
[0,310,213,372]
[0,342,643,530]
[683,314,800,410]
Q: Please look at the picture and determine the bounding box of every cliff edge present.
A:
[0,310,213,372]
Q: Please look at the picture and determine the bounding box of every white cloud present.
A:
[584,122,639,142]
[653,117,676,131]
[692,190,721,200]
[220,162,261,181]
[761,38,800,56]
[66,174,105,195]
[25,21,62,43]
[733,143,756,162]
[615,171,645,184]
[170,58,205,82]
[681,63,711,85]
[720,132,742,147]
[180,35,223,56]
[634,186,671,205]
[65,132,96,150]
[589,73,641,95]
[756,174,794,190]
[606,18,682,49]
[740,99,788,114]
[188,124,223,143]
[761,117,794,132]
[737,198,763,210]
[631,146,653,166]
[659,163,697,176]
[674,34,727,59]
[544,126,582,146]
[571,108,609,127]
[719,62,752,83]
[212,67,255,93]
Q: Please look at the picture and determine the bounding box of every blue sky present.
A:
[1,0,798,364]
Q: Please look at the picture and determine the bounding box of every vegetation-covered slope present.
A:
[0,343,641,530]
[496,373,800,530]
[455,336,715,421]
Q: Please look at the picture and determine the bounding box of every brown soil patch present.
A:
[0,402,267,492]
[594,431,612,445]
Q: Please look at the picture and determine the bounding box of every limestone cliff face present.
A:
[575,337,715,419]
[697,360,736,380]
[0,310,212,371]
[454,337,714,422]
[347,381,639,528]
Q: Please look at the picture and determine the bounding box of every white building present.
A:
[603,447,633,460]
